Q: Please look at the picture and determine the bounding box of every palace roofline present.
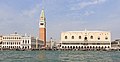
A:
[63,30,110,33]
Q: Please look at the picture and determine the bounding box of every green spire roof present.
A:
[40,9,45,18]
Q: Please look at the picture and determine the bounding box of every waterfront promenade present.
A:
[1,46,120,51]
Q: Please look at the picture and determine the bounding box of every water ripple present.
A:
[0,51,120,62]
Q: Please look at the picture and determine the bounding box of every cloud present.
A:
[0,3,40,36]
[21,4,40,18]
[89,13,120,40]
[84,11,95,16]
[70,0,107,10]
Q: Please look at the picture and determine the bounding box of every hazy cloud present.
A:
[0,0,120,41]
[84,11,95,16]
[21,4,40,18]
[0,3,40,36]
[70,0,107,10]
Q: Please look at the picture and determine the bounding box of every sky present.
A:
[0,0,120,41]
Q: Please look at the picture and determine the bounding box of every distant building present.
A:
[36,39,44,49]
[45,38,56,49]
[111,39,120,49]
[31,37,37,49]
[46,42,51,49]
[21,34,31,49]
[60,30,111,50]
[0,36,2,49]
[55,41,61,49]
[0,32,31,50]
[31,37,43,49]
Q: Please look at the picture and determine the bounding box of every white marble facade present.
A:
[60,30,111,49]
[0,33,31,49]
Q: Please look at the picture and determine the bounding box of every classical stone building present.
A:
[60,30,111,50]
[0,32,31,50]
[111,39,120,50]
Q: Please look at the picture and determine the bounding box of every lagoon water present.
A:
[0,51,120,62]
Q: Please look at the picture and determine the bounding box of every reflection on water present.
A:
[0,51,120,62]
[58,51,114,62]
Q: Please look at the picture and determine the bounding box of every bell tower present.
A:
[39,9,46,47]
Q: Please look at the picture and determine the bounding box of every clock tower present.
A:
[39,9,46,47]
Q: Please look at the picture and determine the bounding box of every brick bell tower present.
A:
[39,9,46,47]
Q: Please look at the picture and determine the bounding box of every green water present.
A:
[0,51,120,62]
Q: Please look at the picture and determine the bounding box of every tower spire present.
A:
[40,0,45,20]
[40,9,45,19]
[39,0,46,47]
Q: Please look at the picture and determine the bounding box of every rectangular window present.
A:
[28,40,29,44]
[40,23,44,25]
